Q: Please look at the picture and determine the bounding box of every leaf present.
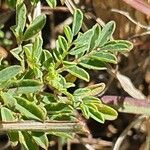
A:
[1,107,18,144]
[32,37,43,62]
[89,107,105,123]
[32,132,48,149]
[8,79,43,94]
[63,61,77,66]
[116,72,146,99]
[11,47,22,61]
[98,21,115,47]
[64,25,73,43]
[101,40,133,52]
[51,132,73,139]
[1,92,17,108]
[58,36,68,51]
[42,50,54,69]
[69,44,87,55]
[83,96,101,105]
[65,65,89,82]
[72,9,83,36]
[74,88,90,96]
[79,58,107,70]
[90,24,101,49]
[1,107,15,121]
[45,0,57,8]
[74,83,105,98]
[11,3,27,43]
[16,3,27,32]
[87,83,105,96]
[74,29,94,50]
[97,104,118,120]
[0,65,22,83]
[45,103,72,114]
[19,132,39,150]
[91,52,117,64]
[23,14,46,41]
[50,113,74,120]
[80,104,90,119]
[16,97,46,121]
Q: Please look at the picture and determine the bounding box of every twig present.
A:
[65,0,74,14]
[122,0,150,16]
[101,96,150,115]
[111,8,150,30]
[129,31,150,39]
[113,115,147,150]
[41,6,69,14]
[67,139,71,150]
[0,121,88,133]
[71,136,112,147]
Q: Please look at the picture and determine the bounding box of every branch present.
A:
[0,121,88,133]
[101,96,150,115]
[122,0,150,16]
[111,8,150,30]
[113,115,146,150]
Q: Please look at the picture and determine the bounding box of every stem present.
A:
[0,121,88,133]
[113,115,146,150]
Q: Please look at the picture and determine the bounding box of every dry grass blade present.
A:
[116,72,146,100]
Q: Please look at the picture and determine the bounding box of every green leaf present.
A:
[98,21,115,47]
[79,58,107,70]
[50,113,74,120]
[58,36,68,51]
[8,79,43,94]
[91,52,117,64]
[45,0,57,8]
[64,25,73,43]
[86,83,105,96]
[11,3,27,43]
[97,104,118,120]
[0,65,22,83]
[74,88,90,96]
[63,61,77,66]
[80,104,90,119]
[90,24,101,49]
[11,47,22,61]
[42,50,54,69]
[101,40,133,52]
[16,3,27,32]
[1,92,17,108]
[83,96,101,105]
[23,14,46,41]
[51,132,73,139]
[72,9,83,36]
[1,107,15,121]
[32,132,48,149]
[89,107,105,123]
[65,65,89,82]
[69,44,87,55]
[45,103,72,114]
[16,97,46,121]
[74,29,94,51]
[32,37,43,62]
[19,132,39,150]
